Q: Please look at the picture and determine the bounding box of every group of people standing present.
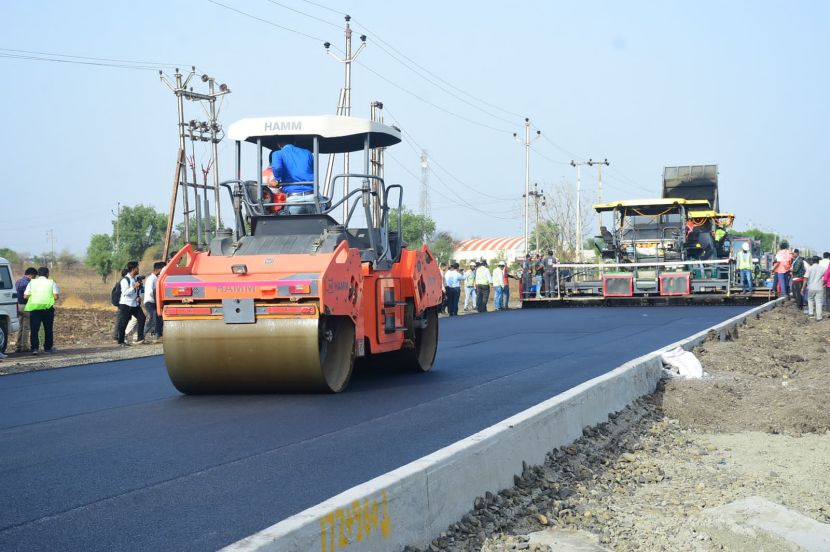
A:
[114,261,165,347]
[520,250,560,299]
[6,266,60,356]
[440,259,517,316]
[771,242,830,321]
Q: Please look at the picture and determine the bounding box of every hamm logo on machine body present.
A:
[264,120,302,132]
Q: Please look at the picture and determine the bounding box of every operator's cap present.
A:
[742,242,750,251]
[498,261,506,266]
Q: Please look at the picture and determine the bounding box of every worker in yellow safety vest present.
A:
[735,242,755,294]
[23,266,60,355]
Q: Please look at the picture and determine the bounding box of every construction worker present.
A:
[23,266,60,355]
[270,140,315,214]
[542,249,558,298]
[463,262,477,311]
[790,249,806,310]
[735,242,755,294]
[14,267,37,353]
[474,260,492,313]
[492,262,505,310]
[520,254,532,299]
[772,241,793,297]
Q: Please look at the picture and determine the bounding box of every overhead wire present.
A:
[348,17,525,120]
[383,106,516,202]
[206,0,334,45]
[0,52,173,71]
[0,47,190,69]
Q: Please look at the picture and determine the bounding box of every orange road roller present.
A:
[158,115,443,393]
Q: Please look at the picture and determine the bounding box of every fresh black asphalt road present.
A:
[0,306,748,551]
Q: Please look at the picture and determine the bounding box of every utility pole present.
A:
[570,160,588,261]
[525,183,546,252]
[587,158,610,235]
[160,68,230,260]
[419,150,430,218]
[324,15,367,220]
[46,229,56,269]
[514,118,541,256]
[111,202,121,252]
[369,100,385,225]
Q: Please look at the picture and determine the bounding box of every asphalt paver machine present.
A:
[158,115,443,393]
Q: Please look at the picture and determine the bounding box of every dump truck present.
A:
[662,164,719,211]
[157,115,443,393]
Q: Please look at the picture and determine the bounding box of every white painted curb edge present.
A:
[222,298,784,552]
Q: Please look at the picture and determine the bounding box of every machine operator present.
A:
[270,139,315,215]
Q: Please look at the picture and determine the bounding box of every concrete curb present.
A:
[223,298,785,552]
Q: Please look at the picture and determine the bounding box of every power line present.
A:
[0,52,173,71]
[261,0,342,29]
[384,106,515,201]
[296,0,346,16]
[206,0,333,44]
[0,47,190,68]
[349,17,524,120]
[356,60,513,134]
[350,25,520,127]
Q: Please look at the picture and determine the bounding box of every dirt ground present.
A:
[1,306,161,375]
[411,301,830,552]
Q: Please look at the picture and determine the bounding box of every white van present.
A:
[0,257,21,353]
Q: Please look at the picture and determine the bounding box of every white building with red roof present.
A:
[453,236,527,265]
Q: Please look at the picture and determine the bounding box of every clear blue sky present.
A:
[1,0,827,256]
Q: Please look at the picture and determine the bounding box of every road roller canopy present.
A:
[227,115,402,153]
[593,198,711,215]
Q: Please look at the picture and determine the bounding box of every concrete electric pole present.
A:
[160,68,230,260]
[570,160,588,262]
[419,150,430,218]
[324,15,367,220]
[514,118,541,256]
[526,183,546,253]
[587,158,610,235]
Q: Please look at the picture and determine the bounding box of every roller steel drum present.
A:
[164,317,355,394]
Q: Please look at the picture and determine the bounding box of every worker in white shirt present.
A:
[475,261,492,313]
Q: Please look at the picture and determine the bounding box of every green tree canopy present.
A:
[113,204,168,263]
[0,247,20,265]
[399,207,436,248]
[86,234,115,282]
[429,231,456,265]
[736,228,782,253]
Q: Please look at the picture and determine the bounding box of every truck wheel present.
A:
[0,320,7,353]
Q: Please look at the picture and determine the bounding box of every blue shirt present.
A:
[15,276,29,305]
[271,144,314,193]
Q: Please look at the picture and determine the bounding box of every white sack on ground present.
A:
[661,346,704,378]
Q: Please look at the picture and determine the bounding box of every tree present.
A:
[529,220,565,257]
[737,228,782,253]
[429,231,456,264]
[113,204,168,262]
[0,247,20,265]
[399,207,436,248]
[57,249,80,269]
[171,215,220,251]
[86,234,115,282]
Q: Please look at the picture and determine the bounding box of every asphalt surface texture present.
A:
[0,305,749,551]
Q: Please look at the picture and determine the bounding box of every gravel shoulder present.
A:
[1,306,162,375]
[411,301,830,552]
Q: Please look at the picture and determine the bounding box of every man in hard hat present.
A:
[735,242,755,294]
[463,261,477,311]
